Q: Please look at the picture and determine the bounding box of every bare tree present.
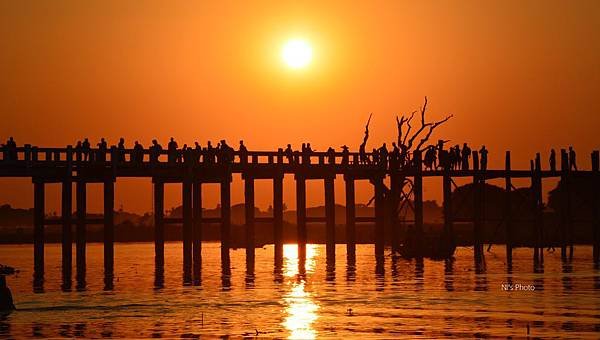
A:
[395,97,453,153]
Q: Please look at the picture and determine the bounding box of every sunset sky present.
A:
[1,1,599,213]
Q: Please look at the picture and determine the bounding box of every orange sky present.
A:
[1,1,599,214]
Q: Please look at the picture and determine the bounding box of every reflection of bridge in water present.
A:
[1,145,599,290]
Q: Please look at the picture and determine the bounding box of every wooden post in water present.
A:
[374,176,385,259]
[220,179,231,268]
[103,179,115,279]
[592,150,600,264]
[504,151,513,265]
[413,150,424,257]
[442,170,453,252]
[559,149,569,260]
[534,154,543,264]
[244,176,255,263]
[182,179,193,281]
[76,181,86,282]
[153,180,165,269]
[345,175,356,260]
[390,174,401,254]
[325,176,336,260]
[472,151,483,265]
[33,181,45,276]
[192,182,202,279]
[296,175,307,256]
[61,179,73,286]
[273,175,284,266]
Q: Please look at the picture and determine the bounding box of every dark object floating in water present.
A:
[0,265,16,275]
[0,275,16,312]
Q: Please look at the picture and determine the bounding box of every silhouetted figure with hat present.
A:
[549,149,556,172]
[0,276,15,312]
[82,138,91,161]
[479,145,488,171]
[461,143,471,170]
[341,145,350,166]
[569,146,577,171]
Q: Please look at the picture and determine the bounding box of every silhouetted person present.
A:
[82,138,91,161]
[372,148,379,165]
[326,147,335,164]
[479,145,488,171]
[206,141,214,163]
[150,139,162,164]
[284,144,294,164]
[0,276,15,312]
[341,145,350,166]
[5,137,17,161]
[569,146,577,171]
[549,149,556,172]
[378,143,388,169]
[389,142,400,170]
[424,145,437,170]
[75,141,83,162]
[97,138,107,162]
[167,137,178,164]
[194,142,202,163]
[302,143,313,165]
[461,143,471,170]
[117,138,126,162]
[220,140,234,163]
[238,140,248,164]
[453,145,461,170]
[133,141,144,164]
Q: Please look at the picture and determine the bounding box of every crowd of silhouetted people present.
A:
[0,136,584,172]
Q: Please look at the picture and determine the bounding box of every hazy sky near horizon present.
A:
[1,1,599,213]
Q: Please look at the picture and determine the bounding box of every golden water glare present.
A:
[282,244,319,339]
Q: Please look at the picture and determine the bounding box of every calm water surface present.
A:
[1,243,599,338]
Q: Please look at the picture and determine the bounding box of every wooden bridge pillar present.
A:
[325,176,336,260]
[559,149,570,260]
[273,175,284,266]
[533,154,543,264]
[33,181,45,277]
[473,161,484,266]
[182,179,193,282]
[344,175,356,260]
[153,180,165,269]
[61,180,72,286]
[504,151,513,265]
[592,150,600,265]
[374,176,385,260]
[103,179,115,283]
[244,176,255,264]
[220,179,231,269]
[442,171,453,251]
[390,174,401,254]
[296,176,307,258]
[413,150,424,257]
[76,181,86,284]
[192,182,202,281]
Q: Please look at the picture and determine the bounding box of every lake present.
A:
[1,243,599,338]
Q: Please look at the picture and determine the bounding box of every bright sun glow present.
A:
[282,39,313,69]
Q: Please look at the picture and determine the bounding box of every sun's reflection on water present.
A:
[282,244,319,339]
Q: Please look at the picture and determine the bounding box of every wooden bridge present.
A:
[1,144,599,289]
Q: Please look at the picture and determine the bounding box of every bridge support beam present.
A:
[33,181,45,278]
[192,182,202,282]
[442,171,453,254]
[76,181,86,286]
[244,177,255,266]
[592,151,600,265]
[374,176,385,260]
[325,176,336,261]
[221,180,231,269]
[345,176,356,261]
[103,179,115,287]
[182,179,193,283]
[505,151,513,266]
[414,151,424,258]
[61,180,72,288]
[296,176,307,260]
[153,181,164,270]
[273,175,284,267]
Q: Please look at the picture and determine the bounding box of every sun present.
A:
[282,39,313,69]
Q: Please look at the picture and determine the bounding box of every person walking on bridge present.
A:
[150,139,162,164]
[479,145,488,171]
[82,138,91,161]
[461,143,471,170]
[118,138,126,162]
[284,144,294,164]
[238,140,248,164]
[569,146,577,171]
[167,137,178,164]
